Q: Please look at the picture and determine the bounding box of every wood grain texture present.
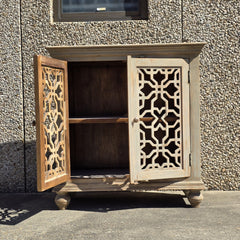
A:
[128,55,139,183]
[44,44,205,206]
[128,57,191,182]
[189,56,201,180]
[68,61,127,118]
[34,55,71,192]
[187,190,203,208]
[71,169,129,179]
[55,192,71,210]
[53,178,205,193]
[70,123,129,170]
[69,117,128,124]
[46,43,206,62]
[69,116,178,124]
[46,43,204,185]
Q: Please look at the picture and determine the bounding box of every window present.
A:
[53,0,148,22]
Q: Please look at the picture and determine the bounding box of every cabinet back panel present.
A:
[68,61,128,117]
[70,124,129,170]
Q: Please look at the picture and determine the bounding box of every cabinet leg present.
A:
[187,190,203,208]
[55,192,71,210]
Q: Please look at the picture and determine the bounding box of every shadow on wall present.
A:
[0,140,37,193]
[24,140,38,192]
[0,192,190,225]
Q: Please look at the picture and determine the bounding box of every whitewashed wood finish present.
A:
[44,44,205,209]
[128,58,190,183]
[189,56,201,180]
[128,56,140,182]
[35,55,71,192]
[53,178,205,193]
[46,43,206,62]
[187,190,203,208]
[55,192,71,210]
[47,43,205,183]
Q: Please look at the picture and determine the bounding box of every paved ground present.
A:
[0,191,239,240]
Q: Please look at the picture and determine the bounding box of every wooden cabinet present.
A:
[35,44,205,209]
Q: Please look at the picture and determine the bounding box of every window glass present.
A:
[62,0,140,13]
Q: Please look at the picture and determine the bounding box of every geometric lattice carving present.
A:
[138,67,182,170]
[42,67,66,181]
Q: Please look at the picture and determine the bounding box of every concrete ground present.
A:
[0,191,239,240]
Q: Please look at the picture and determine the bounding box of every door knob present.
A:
[133,117,139,123]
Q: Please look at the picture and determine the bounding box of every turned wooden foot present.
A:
[55,192,71,210]
[187,190,203,208]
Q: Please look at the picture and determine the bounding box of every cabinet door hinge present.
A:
[188,70,190,83]
[189,153,192,166]
[64,101,67,131]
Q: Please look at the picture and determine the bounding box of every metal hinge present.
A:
[189,153,192,166]
[188,70,190,83]
[64,101,67,131]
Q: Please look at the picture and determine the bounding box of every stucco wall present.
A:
[21,0,183,192]
[0,0,239,192]
[0,0,25,192]
[183,0,240,190]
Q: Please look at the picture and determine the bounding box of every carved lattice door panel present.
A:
[128,57,190,183]
[35,55,70,191]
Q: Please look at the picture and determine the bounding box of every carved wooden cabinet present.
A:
[35,44,205,209]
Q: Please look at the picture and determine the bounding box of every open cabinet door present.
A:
[35,55,71,191]
[128,57,190,183]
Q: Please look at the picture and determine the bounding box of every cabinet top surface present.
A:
[46,42,206,61]
[46,42,206,49]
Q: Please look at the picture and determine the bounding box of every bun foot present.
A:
[188,190,203,208]
[55,192,71,210]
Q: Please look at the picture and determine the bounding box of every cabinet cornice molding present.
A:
[46,42,206,62]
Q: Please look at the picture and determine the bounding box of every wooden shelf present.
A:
[69,117,128,124]
[71,169,129,179]
[69,116,178,124]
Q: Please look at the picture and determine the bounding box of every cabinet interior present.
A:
[68,61,129,176]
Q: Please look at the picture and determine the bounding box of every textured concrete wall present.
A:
[21,0,182,192]
[183,0,240,190]
[0,0,25,192]
[0,0,239,192]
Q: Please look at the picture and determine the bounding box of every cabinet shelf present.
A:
[69,116,177,124]
[69,117,128,124]
[71,169,129,179]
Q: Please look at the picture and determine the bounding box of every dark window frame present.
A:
[53,0,148,22]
